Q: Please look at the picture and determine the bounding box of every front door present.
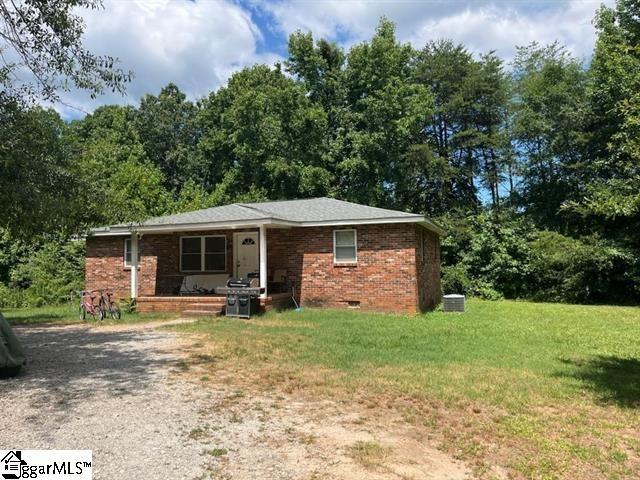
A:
[233,232,259,278]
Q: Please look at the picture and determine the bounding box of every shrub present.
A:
[9,239,85,306]
[529,231,637,303]
[0,283,28,308]
[118,296,137,313]
[440,211,534,299]
[441,264,471,295]
[468,280,503,301]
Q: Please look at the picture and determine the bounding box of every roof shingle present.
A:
[95,197,443,234]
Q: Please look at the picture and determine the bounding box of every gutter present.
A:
[89,215,445,237]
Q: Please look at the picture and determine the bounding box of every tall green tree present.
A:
[0,102,75,237]
[135,84,203,191]
[570,0,640,245]
[510,42,588,230]
[198,64,332,202]
[412,41,510,213]
[65,105,171,226]
[336,19,433,208]
[0,0,131,240]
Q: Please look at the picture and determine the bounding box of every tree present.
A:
[568,0,640,245]
[0,0,132,241]
[336,18,433,208]
[64,105,171,226]
[0,0,131,103]
[198,64,332,201]
[510,42,588,230]
[0,101,76,237]
[135,84,203,191]
[413,41,510,212]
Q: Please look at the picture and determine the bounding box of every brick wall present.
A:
[85,236,131,299]
[86,229,245,298]
[268,223,432,314]
[85,223,442,314]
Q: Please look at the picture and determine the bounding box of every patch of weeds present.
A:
[188,427,210,440]
[348,440,392,469]
[502,414,542,439]
[173,359,190,372]
[227,390,245,401]
[299,433,317,445]
[206,448,228,458]
[352,416,366,425]
[511,456,559,480]
[608,449,628,463]
[423,412,440,428]
[200,375,210,382]
[399,405,420,425]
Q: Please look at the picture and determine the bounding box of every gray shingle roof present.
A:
[127,204,271,227]
[238,197,422,223]
[96,197,443,234]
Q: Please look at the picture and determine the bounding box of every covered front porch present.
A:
[121,222,299,316]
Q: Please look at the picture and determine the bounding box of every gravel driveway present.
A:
[0,322,208,479]
[0,322,471,480]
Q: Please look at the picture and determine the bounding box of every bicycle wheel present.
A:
[110,303,121,320]
[97,306,105,321]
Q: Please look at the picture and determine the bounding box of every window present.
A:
[180,235,226,272]
[333,229,357,263]
[123,238,140,268]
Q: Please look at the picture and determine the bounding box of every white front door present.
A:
[233,232,259,278]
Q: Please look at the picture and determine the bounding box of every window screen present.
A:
[181,236,226,272]
[334,230,357,263]
[204,236,226,271]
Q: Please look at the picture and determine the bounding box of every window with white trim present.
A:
[333,229,357,263]
[123,238,140,268]
[180,235,226,272]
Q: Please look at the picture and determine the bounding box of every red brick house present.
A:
[85,198,444,315]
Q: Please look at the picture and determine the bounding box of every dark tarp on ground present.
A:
[0,312,26,377]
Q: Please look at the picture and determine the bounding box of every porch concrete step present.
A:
[187,302,225,309]
[182,309,223,317]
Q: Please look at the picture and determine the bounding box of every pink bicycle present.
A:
[79,290,105,320]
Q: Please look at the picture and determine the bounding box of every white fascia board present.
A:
[89,216,445,236]
[91,218,296,236]
[299,216,445,235]
[89,230,131,237]
[297,216,423,227]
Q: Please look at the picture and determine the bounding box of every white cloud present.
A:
[56,0,281,118]
[49,0,615,118]
[261,0,613,62]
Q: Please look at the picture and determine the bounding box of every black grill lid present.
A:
[227,277,251,288]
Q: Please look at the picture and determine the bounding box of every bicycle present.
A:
[79,290,104,320]
[100,290,121,320]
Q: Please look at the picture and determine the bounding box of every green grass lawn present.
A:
[173,299,640,479]
[3,304,177,326]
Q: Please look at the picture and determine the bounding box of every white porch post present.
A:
[130,233,139,299]
[259,224,267,299]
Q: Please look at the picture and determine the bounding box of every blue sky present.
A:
[55,0,613,119]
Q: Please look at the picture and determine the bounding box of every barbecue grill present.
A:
[215,277,261,318]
